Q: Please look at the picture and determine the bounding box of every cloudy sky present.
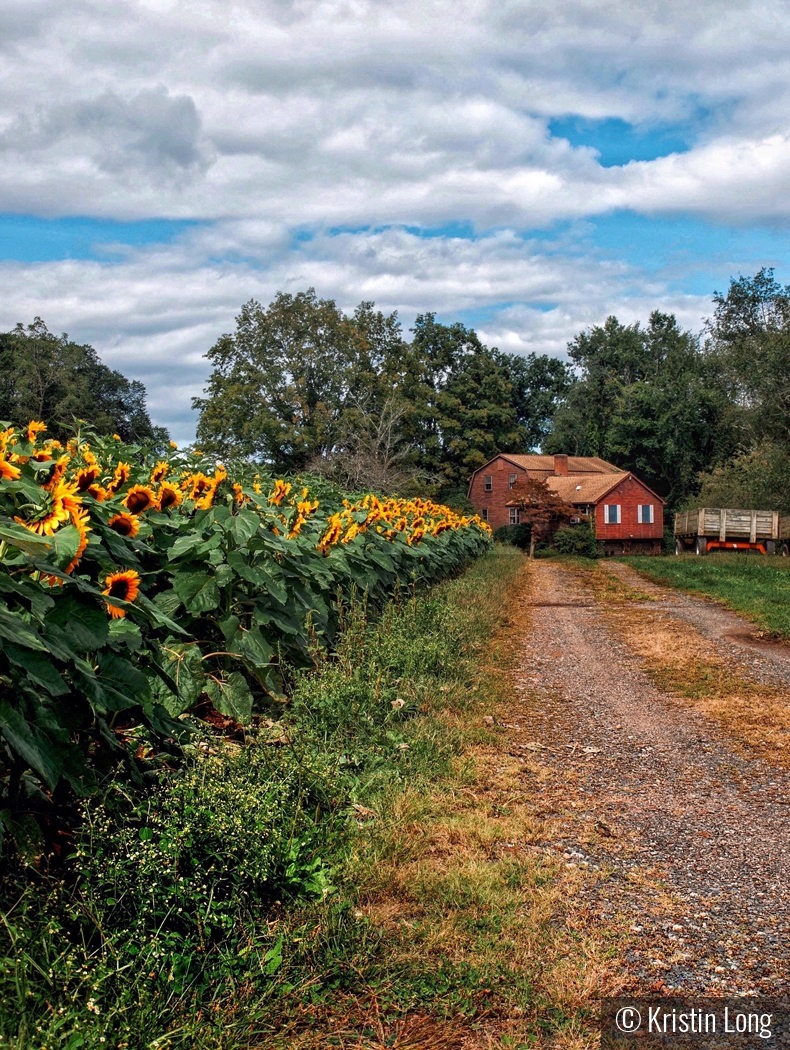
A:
[2,0,790,440]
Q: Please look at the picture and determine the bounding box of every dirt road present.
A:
[509,559,790,994]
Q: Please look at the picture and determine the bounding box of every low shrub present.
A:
[493,523,532,549]
[552,522,598,558]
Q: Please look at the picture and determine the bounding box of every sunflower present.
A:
[26,421,47,444]
[123,485,159,514]
[65,506,92,574]
[102,569,141,619]
[268,479,291,506]
[0,457,21,481]
[112,434,121,441]
[14,479,79,536]
[0,427,15,452]
[107,462,131,495]
[149,461,169,484]
[88,483,108,501]
[194,480,218,510]
[74,465,100,492]
[157,482,183,510]
[44,455,71,490]
[169,441,178,449]
[108,512,140,538]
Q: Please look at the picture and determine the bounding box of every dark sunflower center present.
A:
[109,578,131,600]
[127,491,152,513]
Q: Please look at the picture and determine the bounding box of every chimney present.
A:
[554,454,569,476]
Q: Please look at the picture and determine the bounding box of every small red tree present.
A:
[509,477,575,558]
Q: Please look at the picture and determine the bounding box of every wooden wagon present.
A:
[674,508,781,555]
[781,515,790,556]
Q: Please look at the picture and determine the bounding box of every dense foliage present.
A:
[0,419,490,852]
[193,290,570,492]
[0,545,520,1049]
[544,311,736,508]
[0,319,166,446]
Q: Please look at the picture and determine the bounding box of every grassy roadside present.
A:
[2,545,607,1049]
[626,554,790,639]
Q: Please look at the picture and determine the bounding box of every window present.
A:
[604,504,621,525]
[508,473,517,489]
[638,504,654,524]
[483,474,493,492]
[509,507,520,525]
[480,507,488,522]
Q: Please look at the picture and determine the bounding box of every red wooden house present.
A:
[467,453,665,555]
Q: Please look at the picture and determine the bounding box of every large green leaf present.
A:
[0,701,64,789]
[237,626,274,668]
[173,572,221,613]
[52,524,82,569]
[168,531,206,561]
[95,650,151,710]
[155,644,206,715]
[204,671,253,724]
[0,607,48,652]
[0,521,52,556]
[4,645,70,696]
[228,509,260,545]
[46,595,109,652]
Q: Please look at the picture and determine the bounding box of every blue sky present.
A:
[2,0,790,439]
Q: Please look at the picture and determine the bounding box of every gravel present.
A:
[512,560,790,994]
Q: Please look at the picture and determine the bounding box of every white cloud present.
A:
[2,1,790,223]
[0,226,713,441]
[1,0,788,442]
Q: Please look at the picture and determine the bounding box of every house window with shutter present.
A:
[484,475,493,492]
[508,473,517,489]
[509,507,520,525]
[604,504,621,524]
[638,504,654,524]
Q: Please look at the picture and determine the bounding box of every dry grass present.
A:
[562,560,790,767]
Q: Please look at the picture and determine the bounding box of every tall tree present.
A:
[193,291,402,468]
[545,312,736,507]
[0,319,166,445]
[706,268,790,449]
[194,294,570,491]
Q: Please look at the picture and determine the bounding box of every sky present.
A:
[2,1,790,441]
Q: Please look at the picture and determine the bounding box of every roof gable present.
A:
[544,472,666,505]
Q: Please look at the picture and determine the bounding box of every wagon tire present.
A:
[695,537,707,556]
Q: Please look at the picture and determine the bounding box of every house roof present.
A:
[486,453,621,475]
[544,472,666,505]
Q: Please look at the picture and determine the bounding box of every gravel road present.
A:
[512,560,790,994]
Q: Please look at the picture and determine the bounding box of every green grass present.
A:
[1,545,535,1049]
[627,553,790,639]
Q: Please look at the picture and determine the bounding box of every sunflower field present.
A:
[0,420,490,850]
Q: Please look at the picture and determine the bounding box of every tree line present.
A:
[6,267,790,512]
[0,319,166,447]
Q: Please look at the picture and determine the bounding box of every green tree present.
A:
[692,440,790,514]
[194,294,570,491]
[707,268,790,449]
[193,291,402,468]
[546,312,735,507]
[0,319,166,445]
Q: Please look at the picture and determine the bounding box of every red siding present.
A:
[594,476,664,542]
[467,456,528,529]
